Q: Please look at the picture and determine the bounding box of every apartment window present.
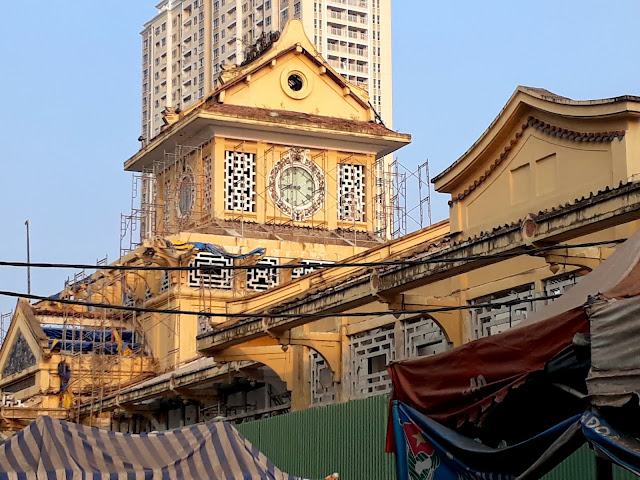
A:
[242,18,248,27]
[242,2,248,13]
[200,28,205,38]
[265,0,271,9]
[294,2,300,15]
[172,92,177,101]
[194,0,199,7]
[221,45,225,54]
[143,83,148,92]
[222,14,226,22]
[214,1,219,11]
[194,32,198,41]
[199,87,204,98]
[154,100,159,108]
[214,33,219,43]
[281,8,288,21]
[199,72,205,83]
[199,57,204,68]
[143,111,148,121]
[214,48,219,58]
[221,30,226,38]
[143,39,149,49]
[155,86,160,94]
[143,54,148,63]
[155,27,160,36]
[173,18,177,27]
[154,72,160,80]
[194,15,198,24]
[265,16,271,26]
[172,63,177,72]
[161,37,166,46]
[155,57,160,66]
[143,69,148,79]
[162,22,166,32]
[214,18,219,28]
[172,78,177,87]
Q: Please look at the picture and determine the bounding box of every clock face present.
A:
[279,166,315,207]
[268,148,325,221]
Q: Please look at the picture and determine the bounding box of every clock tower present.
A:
[125,19,410,294]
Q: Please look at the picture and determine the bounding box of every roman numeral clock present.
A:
[268,148,326,221]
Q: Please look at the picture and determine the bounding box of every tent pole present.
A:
[595,456,613,480]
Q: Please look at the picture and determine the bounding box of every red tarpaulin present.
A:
[386,230,640,452]
[386,307,589,452]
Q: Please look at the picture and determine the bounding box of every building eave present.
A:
[125,109,410,172]
[433,86,640,193]
[197,180,640,352]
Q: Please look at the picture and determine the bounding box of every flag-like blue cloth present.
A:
[581,412,640,476]
[392,401,583,480]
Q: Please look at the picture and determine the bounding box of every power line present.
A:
[0,239,624,273]
[0,289,562,319]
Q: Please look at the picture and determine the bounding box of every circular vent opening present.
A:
[288,74,304,92]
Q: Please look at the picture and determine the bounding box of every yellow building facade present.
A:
[197,87,640,410]
[3,20,640,434]
[0,19,410,431]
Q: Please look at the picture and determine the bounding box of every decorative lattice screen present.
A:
[349,325,395,398]
[545,273,582,301]
[292,260,334,279]
[247,257,279,291]
[404,316,448,358]
[188,252,233,289]
[224,151,256,212]
[338,163,366,222]
[469,285,536,339]
[310,351,337,405]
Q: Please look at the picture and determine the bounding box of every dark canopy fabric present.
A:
[386,307,588,452]
[392,402,640,480]
[387,229,640,453]
[0,416,297,479]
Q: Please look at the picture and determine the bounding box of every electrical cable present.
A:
[0,289,562,319]
[0,239,624,272]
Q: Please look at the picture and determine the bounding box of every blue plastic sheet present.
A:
[581,412,640,476]
[166,240,265,259]
[392,402,583,480]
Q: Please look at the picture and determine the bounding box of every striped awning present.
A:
[0,416,298,479]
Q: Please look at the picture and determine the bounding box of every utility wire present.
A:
[0,290,562,319]
[0,239,624,272]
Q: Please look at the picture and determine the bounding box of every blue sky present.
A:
[0,0,639,315]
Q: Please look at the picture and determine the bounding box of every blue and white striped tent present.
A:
[0,416,298,479]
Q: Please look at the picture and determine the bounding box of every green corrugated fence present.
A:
[237,395,395,479]
[237,395,638,480]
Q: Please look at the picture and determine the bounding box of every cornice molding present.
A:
[449,117,626,206]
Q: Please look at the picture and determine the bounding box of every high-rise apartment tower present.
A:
[141,0,392,141]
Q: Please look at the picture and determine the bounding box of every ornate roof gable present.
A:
[434,86,640,197]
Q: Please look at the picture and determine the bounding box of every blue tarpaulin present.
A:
[166,241,266,259]
[393,402,640,480]
[392,402,583,480]
[581,412,640,476]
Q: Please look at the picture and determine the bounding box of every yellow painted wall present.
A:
[222,52,369,121]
